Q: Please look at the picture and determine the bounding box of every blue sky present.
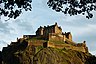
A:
[0,0,96,55]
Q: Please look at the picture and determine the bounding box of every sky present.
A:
[0,0,96,55]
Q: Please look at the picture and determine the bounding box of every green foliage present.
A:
[35,46,44,54]
[1,0,96,19]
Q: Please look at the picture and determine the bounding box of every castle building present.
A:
[5,22,88,53]
[35,22,72,41]
[23,22,72,42]
[36,22,62,36]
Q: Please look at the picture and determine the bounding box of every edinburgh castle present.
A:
[3,23,88,53]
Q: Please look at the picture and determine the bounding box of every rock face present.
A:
[33,47,96,64]
[1,46,96,64]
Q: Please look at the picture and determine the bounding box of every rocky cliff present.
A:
[1,40,96,64]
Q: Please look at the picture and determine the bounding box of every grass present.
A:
[35,46,44,54]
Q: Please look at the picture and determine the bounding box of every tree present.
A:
[47,0,96,19]
[0,0,32,19]
[0,0,96,19]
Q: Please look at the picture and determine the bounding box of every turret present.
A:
[36,26,44,36]
[65,32,72,41]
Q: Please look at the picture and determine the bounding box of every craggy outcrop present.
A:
[1,46,96,64]
[33,47,96,64]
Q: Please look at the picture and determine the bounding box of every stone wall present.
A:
[48,33,74,44]
[47,41,87,53]
[49,33,64,41]
[55,25,62,34]
[65,38,76,45]
[47,41,55,48]
[28,40,45,46]
[43,26,55,37]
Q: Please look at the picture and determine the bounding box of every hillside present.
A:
[1,45,96,64]
[34,47,96,64]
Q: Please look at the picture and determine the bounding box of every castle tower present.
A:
[36,26,44,36]
[65,32,72,41]
[35,23,63,40]
[54,22,62,34]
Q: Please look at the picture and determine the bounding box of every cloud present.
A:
[0,20,12,34]
[11,19,34,34]
[63,17,96,52]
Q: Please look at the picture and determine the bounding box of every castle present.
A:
[3,23,88,53]
[23,22,72,42]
